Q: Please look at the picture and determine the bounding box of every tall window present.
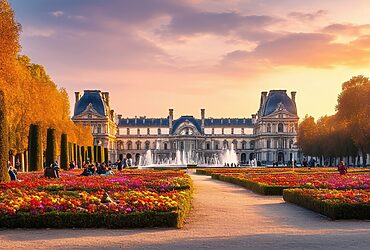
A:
[231,128,234,134]
[222,128,224,135]
[242,142,246,150]
[97,124,101,134]
[127,141,132,150]
[223,140,228,149]
[215,143,219,150]
[278,123,284,133]
[212,128,214,134]
[164,143,168,150]
[241,128,245,134]
[137,128,140,135]
[250,141,255,149]
[147,128,150,135]
[145,141,150,150]
[136,141,141,150]
[289,140,294,149]
[127,128,130,135]
[267,123,271,133]
[206,143,210,150]
[158,128,161,135]
[267,139,271,149]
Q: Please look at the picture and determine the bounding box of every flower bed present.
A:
[283,188,370,219]
[0,170,192,228]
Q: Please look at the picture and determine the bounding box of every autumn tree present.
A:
[336,75,370,166]
[0,90,10,182]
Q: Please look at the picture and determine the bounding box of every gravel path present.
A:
[0,172,369,250]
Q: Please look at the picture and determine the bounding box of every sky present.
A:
[9,0,370,120]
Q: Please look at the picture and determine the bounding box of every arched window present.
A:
[136,141,141,150]
[267,123,271,133]
[232,140,237,150]
[97,124,102,134]
[223,140,228,149]
[242,142,246,150]
[215,143,219,150]
[145,141,150,150]
[164,143,168,150]
[127,141,132,150]
[278,123,284,133]
[206,143,210,150]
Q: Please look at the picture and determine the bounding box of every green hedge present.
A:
[211,174,289,195]
[60,133,68,170]
[283,189,370,220]
[28,124,43,171]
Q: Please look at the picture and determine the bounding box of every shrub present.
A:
[60,134,68,170]
[45,128,57,167]
[28,124,43,171]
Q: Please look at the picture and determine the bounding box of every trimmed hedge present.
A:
[0,90,10,182]
[283,189,370,220]
[28,124,43,171]
[211,174,289,195]
[45,128,57,167]
[60,133,68,170]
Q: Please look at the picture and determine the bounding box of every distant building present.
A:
[72,89,300,165]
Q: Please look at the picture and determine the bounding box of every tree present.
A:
[60,133,68,170]
[0,90,10,182]
[336,75,370,166]
[28,124,43,171]
[45,128,57,167]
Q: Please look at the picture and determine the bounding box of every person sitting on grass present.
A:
[338,161,348,175]
[80,166,93,176]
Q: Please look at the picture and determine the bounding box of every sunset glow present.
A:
[10,0,370,119]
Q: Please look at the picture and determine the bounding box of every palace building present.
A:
[72,89,301,166]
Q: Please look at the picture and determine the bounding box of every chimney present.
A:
[259,91,268,115]
[102,92,110,106]
[251,114,257,124]
[201,109,205,130]
[169,109,174,130]
[75,92,81,103]
[291,91,296,104]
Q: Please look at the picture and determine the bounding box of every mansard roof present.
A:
[74,90,106,117]
[118,118,169,127]
[263,90,297,116]
[204,118,253,127]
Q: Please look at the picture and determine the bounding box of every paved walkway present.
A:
[0,172,369,249]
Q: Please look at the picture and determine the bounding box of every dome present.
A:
[263,90,297,116]
[172,116,202,134]
[74,90,106,116]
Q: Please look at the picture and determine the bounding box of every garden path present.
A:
[0,171,369,249]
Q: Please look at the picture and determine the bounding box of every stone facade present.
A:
[72,89,301,165]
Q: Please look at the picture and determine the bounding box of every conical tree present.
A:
[28,123,43,171]
[0,90,10,182]
[45,128,57,167]
[60,133,68,170]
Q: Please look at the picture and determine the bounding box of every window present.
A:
[212,128,214,134]
[278,123,284,133]
[147,128,150,135]
[242,142,246,150]
[145,141,150,150]
[206,143,210,150]
[267,139,271,149]
[88,114,92,119]
[127,141,132,150]
[231,128,234,134]
[241,128,245,134]
[222,128,224,135]
[137,128,140,135]
[180,127,194,135]
[267,123,271,133]
[289,140,294,149]
[164,143,168,150]
[250,141,255,149]
[97,124,102,134]
[158,128,161,135]
[127,128,130,135]
[215,143,219,150]
[136,141,141,150]
[223,140,228,149]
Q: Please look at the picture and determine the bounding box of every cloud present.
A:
[288,10,327,22]
[50,11,64,17]
[220,32,370,69]
[322,23,370,36]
